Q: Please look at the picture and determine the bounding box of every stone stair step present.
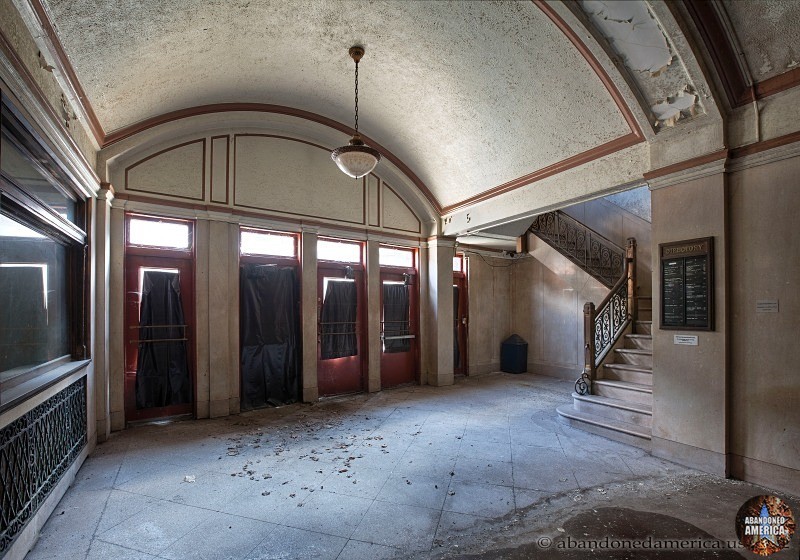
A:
[614,348,653,367]
[624,334,652,351]
[602,363,653,384]
[556,405,651,449]
[572,392,652,427]
[635,321,652,335]
[638,308,653,321]
[593,379,652,404]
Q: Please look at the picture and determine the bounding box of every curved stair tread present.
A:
[604,363,652,372]
[571,392,652,414]
[615,348,652,355]
[593,379,652,393]
[556,405,651,440]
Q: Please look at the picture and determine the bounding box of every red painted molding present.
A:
[729,130,800,159]
[443,132,643,213]
[113,191,423,242]
[103,102,442,214]
[754,67,800,100]
[29,0,106,144]
[643,149,728,180]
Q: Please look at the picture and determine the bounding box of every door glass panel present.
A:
[383,282,410,353]
[453,284,460,369]
[320,278,357,359]
[134,269,192,408]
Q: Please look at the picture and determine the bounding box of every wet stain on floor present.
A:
[452,507,746,559]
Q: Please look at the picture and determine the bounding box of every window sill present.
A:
[0,359,91,415]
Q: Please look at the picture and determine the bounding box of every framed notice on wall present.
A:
[659,237,714,331]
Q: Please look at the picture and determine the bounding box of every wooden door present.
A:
[380,271,418,388]
[125,255,195,422]
[453,275,468,376]
[317,265,366,396]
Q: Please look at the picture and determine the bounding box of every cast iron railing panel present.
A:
[529,211,625,288]
[0,377,87,554]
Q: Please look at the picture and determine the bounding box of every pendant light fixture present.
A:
[331,46,381,178]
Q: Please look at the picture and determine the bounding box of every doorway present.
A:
[380,270,418,388]
[124,255,194,422]
[317,264,366,396]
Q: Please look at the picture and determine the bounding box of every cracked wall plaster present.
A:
[580,0,703,129]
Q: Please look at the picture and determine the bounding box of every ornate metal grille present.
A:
[594,279,629,363]
[0,377,87,554]
[529,211,624,288]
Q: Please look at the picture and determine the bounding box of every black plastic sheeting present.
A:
[240,264,300,409]
[382,283,410,353]
[320,280,358,360]
[135,270,192,409]
[453,285,460,368]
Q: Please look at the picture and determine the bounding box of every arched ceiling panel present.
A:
[43,0,635,210]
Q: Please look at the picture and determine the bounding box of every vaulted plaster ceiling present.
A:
[41,0,636,211]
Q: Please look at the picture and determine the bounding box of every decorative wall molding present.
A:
[643,149,728,181]
[727,134,800,173]
[124,138,206,201]
[647,158,728,190]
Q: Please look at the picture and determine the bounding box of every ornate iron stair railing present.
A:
[529,210,625,288]
[575,238,637,395]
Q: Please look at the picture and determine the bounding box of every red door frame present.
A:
[379,266,419,388]
[124,214,196,424]
[453,269,468,376]
[317,262,367,396]
[124,254,196,422]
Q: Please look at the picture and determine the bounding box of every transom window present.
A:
[240,228,297,258]
[318,238,361,264]
[453,255,464,273]
[128,215,192,250]
[379,246,414,268]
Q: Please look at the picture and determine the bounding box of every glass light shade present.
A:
[331,136,381,178]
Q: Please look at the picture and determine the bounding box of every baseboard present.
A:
[651,436,727,476]
[527,362,580,380]
[730,454,800,497]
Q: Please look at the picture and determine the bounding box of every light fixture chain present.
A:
[354,60,359,133]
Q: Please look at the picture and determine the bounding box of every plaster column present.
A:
[649,161,729,476]
[301,228,319,401]
[93,185,113,441]
[108,204,126,431]
[426,237,456,386]
[207,219,231,417]
[366,239,381,392]
[194,218,211,419]
[227,221,240,414]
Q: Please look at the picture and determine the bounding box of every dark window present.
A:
[0,94,88,410]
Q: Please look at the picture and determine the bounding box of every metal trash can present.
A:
[500,334,528,374]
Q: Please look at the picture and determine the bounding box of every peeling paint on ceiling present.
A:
[721,0,800,82]
[579,0,704,129]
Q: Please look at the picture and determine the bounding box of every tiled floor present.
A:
[23,373,796,559]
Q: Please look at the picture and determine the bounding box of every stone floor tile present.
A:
[350,501,442,551]
[281,490,374,538]
[443,481,516,518]
[87,540,159,560]
[244,524,347,560]
[336,539,401,560]
[451,455,514,486]
[375,472,451,510]
[319,465,392,500]
[160,512,275,560]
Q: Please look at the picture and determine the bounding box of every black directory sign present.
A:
[659,237,713,330]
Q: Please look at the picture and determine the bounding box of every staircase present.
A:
[557,296,653,449]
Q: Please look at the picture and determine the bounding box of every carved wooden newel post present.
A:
[626,237,637,328]
[578,301,596,395]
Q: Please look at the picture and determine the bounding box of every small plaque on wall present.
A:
[659,237,714,331]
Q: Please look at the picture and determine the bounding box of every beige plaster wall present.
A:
[728,156,800,493]
[465,253,512,375]
[512,238,607,380]
[650,173,728,475]
[563,197,653,296]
